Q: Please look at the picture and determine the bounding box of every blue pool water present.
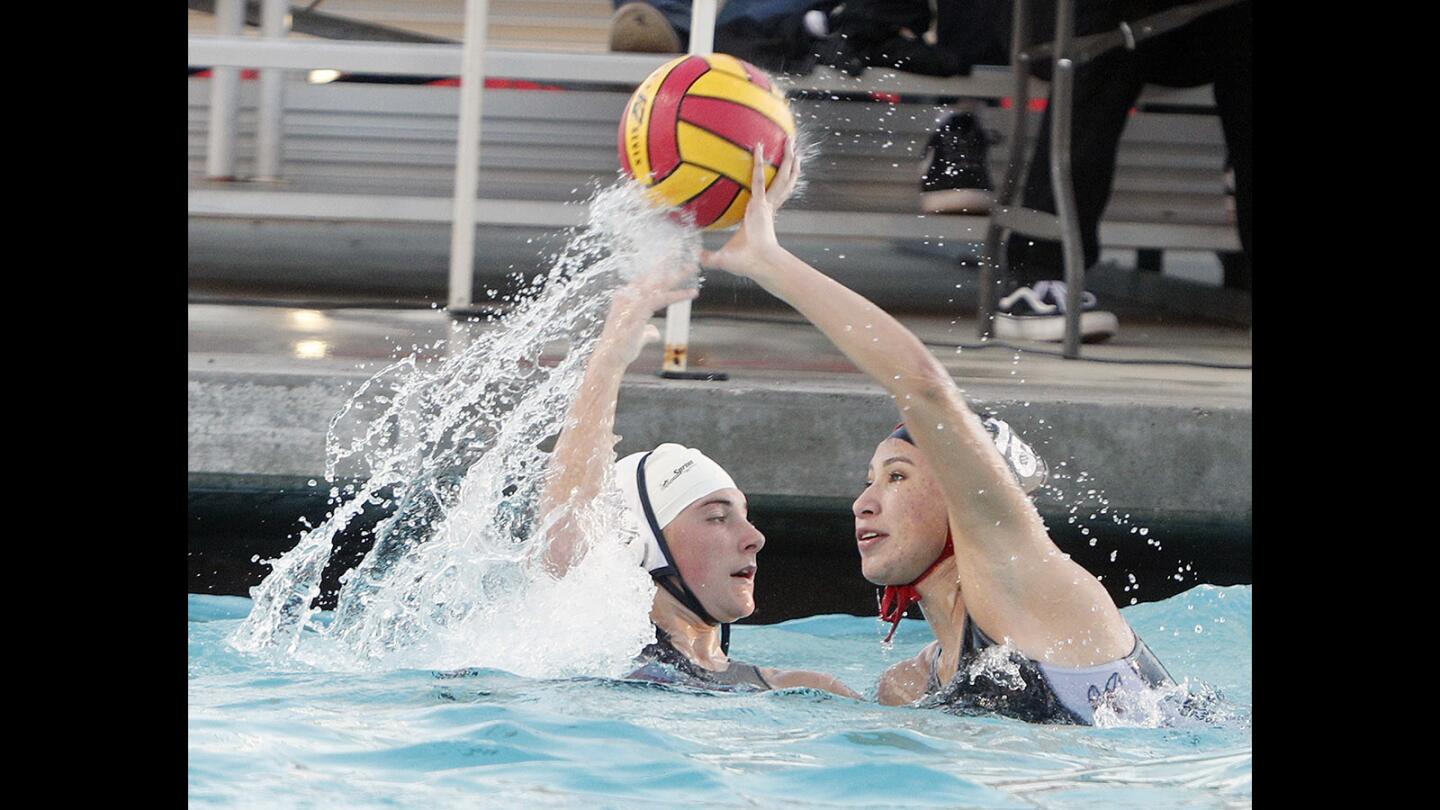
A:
[189,584,1250,807]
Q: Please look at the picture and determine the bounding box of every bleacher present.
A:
[187,1,1238,275]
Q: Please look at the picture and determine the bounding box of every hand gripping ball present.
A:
[618,53,795,230]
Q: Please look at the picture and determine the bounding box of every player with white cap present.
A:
[536,260,858,696]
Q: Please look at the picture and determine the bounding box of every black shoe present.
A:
[995,281,1118,343]
[920,111,996,214]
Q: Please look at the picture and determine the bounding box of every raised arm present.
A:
[702,145,1132,663]
[536,265,697,577]
[701,144,1039,560]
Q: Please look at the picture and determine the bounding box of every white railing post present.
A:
[660,0,718,375]
[205,0,245,180]
[255,0,290,181]
[688,0,718,53]
[447,0,493,313]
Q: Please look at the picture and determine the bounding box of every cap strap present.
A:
[878,533,955,643]
[636,451,721,627]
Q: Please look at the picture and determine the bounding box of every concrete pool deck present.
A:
[188,286,1251,535]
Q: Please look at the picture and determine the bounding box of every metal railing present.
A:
[661,1,717,379]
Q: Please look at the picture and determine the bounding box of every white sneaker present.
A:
[995,281,1118,343]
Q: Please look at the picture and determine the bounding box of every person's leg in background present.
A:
[609,0,691,52]
[1136,1,1251,291]
[1207,2,1252,291]
[935,0,1012,72]
[719,0,831,27]
[996,25,1145,342]
[611,1,841,61]
[998,1,1252,341]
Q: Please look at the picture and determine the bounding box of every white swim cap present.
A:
[614,443,738,573]
[889,415,1048,495]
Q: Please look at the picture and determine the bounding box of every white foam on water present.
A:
[230,181,699,678]
[1090,677,1245,730]
[925,634,1245,730]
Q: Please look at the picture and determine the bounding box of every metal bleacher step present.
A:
[187,71,1235,251]
[188,1,616,51]
[187,0,1239,255]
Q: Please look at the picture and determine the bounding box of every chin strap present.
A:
[635,452,730,653]
[878,533,954,643]
[653,572,729,653]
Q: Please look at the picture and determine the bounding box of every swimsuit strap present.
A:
[925,612,978,694]
[641,626,770,690]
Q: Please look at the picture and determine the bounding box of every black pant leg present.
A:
[1001,0,1219,287]
[1004,48,1146,285]
[935,0,1013,72]
[1137,1,1253,268]
[1207,4,1252,266]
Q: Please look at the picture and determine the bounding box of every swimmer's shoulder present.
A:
[759,666,863,699]
[877,640,941,706]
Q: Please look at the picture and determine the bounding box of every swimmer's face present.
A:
[662,487,765,623]
[852,438,950,586]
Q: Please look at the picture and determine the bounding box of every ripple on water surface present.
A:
[189,585,1251,807]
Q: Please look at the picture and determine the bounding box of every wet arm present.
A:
[703,147,1132,664]
[735,251,1130,663]
[760,667,863,699]
[536,273,697,577]
[701,144,1035,554]
[735,247,1040,549]
[535,318,634,577]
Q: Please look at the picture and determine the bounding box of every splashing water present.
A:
[230,182,700,678]
[916,633,1242,730]
[1089,677,1240,729]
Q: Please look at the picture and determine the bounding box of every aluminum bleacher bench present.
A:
[188,43,1232,251]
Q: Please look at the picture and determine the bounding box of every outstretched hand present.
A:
[604,262,699,365]
[700,136,800,280]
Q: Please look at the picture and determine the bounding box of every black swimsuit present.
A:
[627,626,772,692]
[923,616,1174,724]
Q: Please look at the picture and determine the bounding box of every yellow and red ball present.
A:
[619,53,795,230]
